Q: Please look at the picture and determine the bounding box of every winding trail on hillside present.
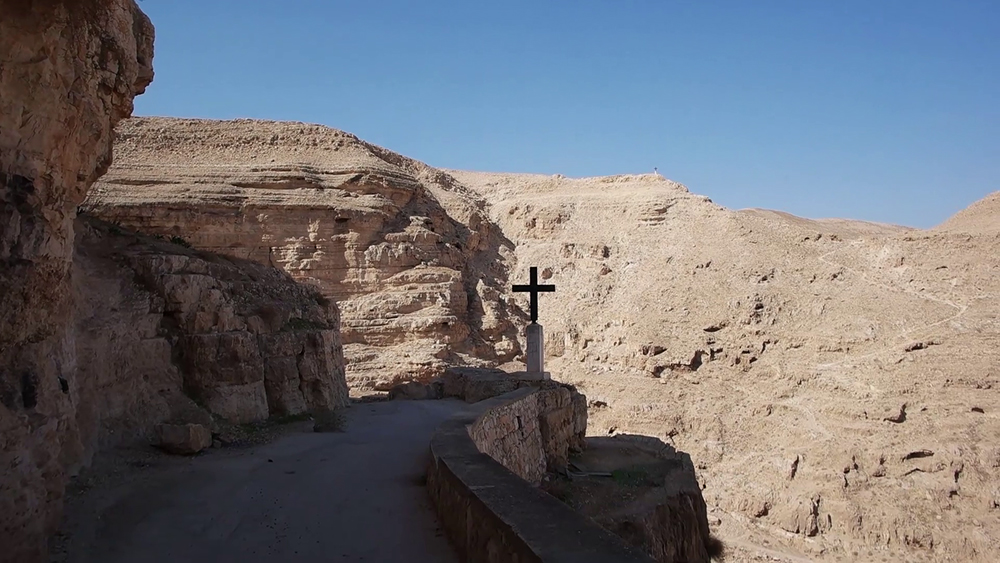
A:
[816,242,968,373]
[59,400,462,563]
[756,244,971,443]
[724,240,974,450]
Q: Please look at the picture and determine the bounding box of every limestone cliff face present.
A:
[0,2,154,560]
[85,118,522,391]
[74,216,348,441]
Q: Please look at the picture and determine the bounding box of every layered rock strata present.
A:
[84,118,523,391]
[74,216,349,434]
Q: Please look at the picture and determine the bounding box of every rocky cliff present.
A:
[1,2,154,560]
[84,118,522,391]
[74,215,348,437]
[0,6,349,562]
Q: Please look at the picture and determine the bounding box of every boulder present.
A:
[156,423,213,455]
[389,380,431,400]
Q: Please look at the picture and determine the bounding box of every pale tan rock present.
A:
[76,217,350,426]
[772,495,823,537]
[933,191,1000,236]
[453,170,1000,562]
[156,423,212,455]
[388,380,431,400]
[84,118,522,391]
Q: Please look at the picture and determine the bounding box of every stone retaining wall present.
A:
[467,388,547,484]
[440,367,588,475]
[427,387,655,563]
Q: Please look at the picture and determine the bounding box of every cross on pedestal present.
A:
[512,267,555,324]
[512,267,556,377]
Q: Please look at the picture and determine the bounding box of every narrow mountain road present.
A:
[60,400,464,563]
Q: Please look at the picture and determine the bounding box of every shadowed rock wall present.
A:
[0,2,154,560]
[73,216,349,441]
[1,5,350,562]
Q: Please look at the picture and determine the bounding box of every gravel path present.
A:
[57,400,464,563]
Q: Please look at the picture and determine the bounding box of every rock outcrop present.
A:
[74,215,349,438]
[1,2,154,560]
[1,6,350,562]
[155,423,213,455]
[84,118,522,391]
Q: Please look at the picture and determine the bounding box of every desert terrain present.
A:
[84,117,1000,562]
[455,170,1000,562]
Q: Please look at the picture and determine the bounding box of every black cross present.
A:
[512,267,555,324]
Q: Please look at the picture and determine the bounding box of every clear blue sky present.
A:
[135,0,998,228]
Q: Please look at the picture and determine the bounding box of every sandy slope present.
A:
[934,191,1000,236]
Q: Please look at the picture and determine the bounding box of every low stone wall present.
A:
[467,388,547,484]
[427,387,656,563]
[462,381,586,486]
[441,367,588,473]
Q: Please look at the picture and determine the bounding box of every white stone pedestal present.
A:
[525,323,549,379]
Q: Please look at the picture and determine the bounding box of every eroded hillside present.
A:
[88,118,1000,562]
[454,169,1000,563]
[85,118,521,391]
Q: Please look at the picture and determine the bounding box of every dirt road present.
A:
[56,400,463,563]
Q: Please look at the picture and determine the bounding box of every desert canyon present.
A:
[3,2,999,562]
[83,116,1000,562]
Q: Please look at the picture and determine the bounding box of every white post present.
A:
[526,323,548,379]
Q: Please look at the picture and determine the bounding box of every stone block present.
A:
[200,382,269,424]
[156,423,212,455]
[464,376,519,403]
[536,385,572,411]
[441,368,467,398]
[389,381,430,400]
